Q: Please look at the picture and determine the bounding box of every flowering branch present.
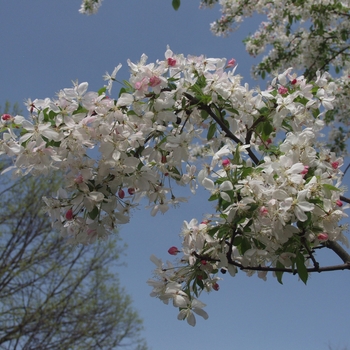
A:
[182,92,260,165]
[2,49,349,326]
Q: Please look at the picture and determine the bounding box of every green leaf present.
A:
[262,121,273,137]
[295,253,308,284]
[196,74,206,88]
[118,87,127,98]
[46,140,61,147]
[88,206,99,220]
[241,167,253,178]
[233,144,240,165]
[275,260,285,285]
[98,87,106,96]
[168,82,177,90]
[207,123,217,141]
[200,110,209,120]
[192,280,198,297]
[208,193,219,201]
[196,277,204,290]
[127,110,137,116]
[172,0,180,10]
[322,184,341,192]
[226,107,239,115]
[240,237,251,254]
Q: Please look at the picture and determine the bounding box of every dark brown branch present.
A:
[340,195,350,204]
[301,237,320,270]
[324,240,350,264]
[342,162,350,178]
[183,92,260,165]
[232,261,350,274]
[193,250,350,274]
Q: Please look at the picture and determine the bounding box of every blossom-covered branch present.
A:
[199,0,350,155]
[1,49,349,326]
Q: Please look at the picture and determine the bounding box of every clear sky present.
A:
[1,1,350,349]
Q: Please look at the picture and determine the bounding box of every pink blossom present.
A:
[259,206,268,216]
[167,58,177,67]
[301,165,309,176]
[74,174,84,184]
[331,161,340,169]
[213,283,220,291]
[226,58,236,68]
[149,76,161,87]
[2,114,12,121]
[134,77,148,91]
[128,188,135,195]
[168,246,180,255]
[336,199,343,207]
[65,208,74,221]
[317,233,329,241]
[222,159,230,167]
[278,86,288,94]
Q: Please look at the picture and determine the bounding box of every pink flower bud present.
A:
[317,233,329,241]
[127,188,135,195]
[226,58,236,68]
[301,165,309,176]
[149,76,161,87]
[278,86,288,94]
[331,161,340,169]
[74,174,84,184]
[1,114,12,121]
[336,199,343,207]
[118,189,125,199]
[201,260,207,265]
[259,206,268,216]
[222,159,230,167]
[167,58,177,67]
[213,282,220,291]
[65,208,74,221]
[134,77,147,91]
[168,246,180,255]
[291,78,297,85]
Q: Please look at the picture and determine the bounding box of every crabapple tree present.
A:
[1,46,350,325]
[199,0,350,154]
[79,0,350,154]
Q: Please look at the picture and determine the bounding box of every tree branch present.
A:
[324,240,350,264]
[183,92,260,165]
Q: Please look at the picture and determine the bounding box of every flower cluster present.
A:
[79,0,103,15]
[1,49,349,324]
[199,0,350,153]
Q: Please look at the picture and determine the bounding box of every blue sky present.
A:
[1,1,350,349]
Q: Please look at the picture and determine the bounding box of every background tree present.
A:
[0,158,147,349]
[0,100,22,117]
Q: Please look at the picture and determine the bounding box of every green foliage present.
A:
[172,0,180,10]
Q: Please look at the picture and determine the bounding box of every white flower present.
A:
[177,298,209,327]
